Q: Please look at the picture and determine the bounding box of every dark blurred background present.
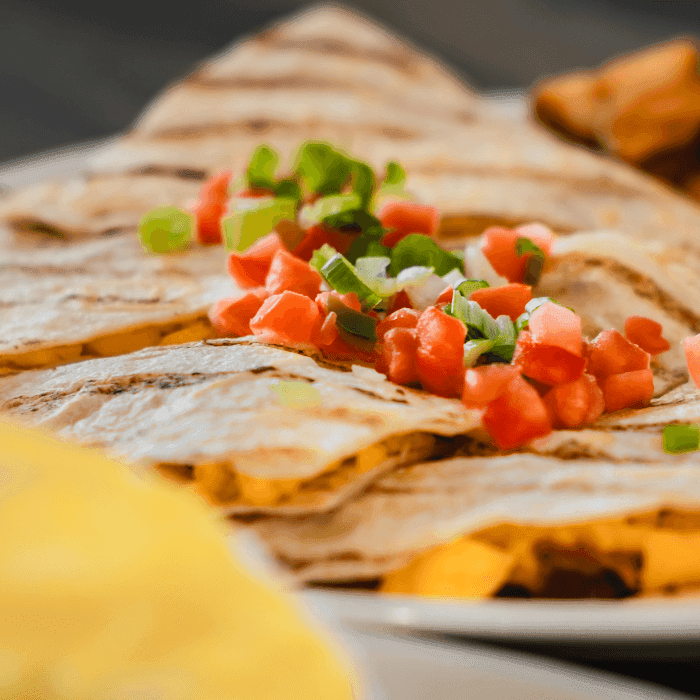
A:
[2,0,700,163]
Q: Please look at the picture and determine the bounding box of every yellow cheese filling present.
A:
[0,317,216,372]
[161,433,437,509]
[380,514,700,599]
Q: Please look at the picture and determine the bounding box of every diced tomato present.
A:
[318,312,339,346]
[415,306,467,397]
[234,187,273,198]
[292,225,331,262]
[208,288,269,337]
[528,302,582,356]
[685,334,700,389]
[512,331,586,385]
[249,291,322,347]
[470,284,532,322]
[379,202,440,248]
[482,373,552,450]
[376,327,420,385]
[624,316,671,355]
[315,291,362,314]
[600,369,654,413]
[192,171,232,244]
[376,308,421,341]
[319,330,377,364]
[462,364,520,407]
[227,232,284,289]
[543,373,605,428]
[265,248,323,298]
[436,286,454,306]
[586,329,651,379]
[387,290,414,313]
[480,225,555,283]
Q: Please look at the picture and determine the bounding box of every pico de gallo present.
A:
[138,141,687,452]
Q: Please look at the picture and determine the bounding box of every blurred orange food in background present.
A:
[533,38,700,199]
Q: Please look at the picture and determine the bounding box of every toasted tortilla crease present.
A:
[0,338,482,514]
[244,452,700,596]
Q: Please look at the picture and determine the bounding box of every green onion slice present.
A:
[455,279,490,297]
[349,160,376,210]
[273,178,301,200]
[327,295,378,345]
[222,198,298,251]
[246,145,279,190]
[463,339,495,367]
[663,424,700,453]
[319,254,383,309]
[384,161,406,187]
[299,194,362,228]
[489,315,517,362]
[516,236,546,286]
[295,142,352,196]
[138,206,192,254]
[389,234,464,277]
[449,290,499,339]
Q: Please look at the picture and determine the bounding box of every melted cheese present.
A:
[191,433,436,508]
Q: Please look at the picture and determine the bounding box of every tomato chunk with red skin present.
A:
[375,327,420,385]
[480,225,555,284]
[387,290,414,313]
[227,233,284,289]
[685,334,700,389]
[318,312,339,346]
[315,291,362,314]
[624,316,671,355]
[512,332,586,386]
[234,187,273,198]
[528,302,582,357]
[601,369,654,413]
[414,306,467,397]
[265,248,323,298]
[292,225,331,262]
[379,202,440,248]
[209,288,269,337]
[436,286,453,306]
[249,291,322,347]
[586,329,651,379]
[462,364,520,407]
[543,374,604,428]
[376,308,421,341]
[483,374,552,450]
[193,171,232,244]
[470,284,532,322]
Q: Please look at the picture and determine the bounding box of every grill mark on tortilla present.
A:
[59,293,166,305]
[7,218,135,241]
[128,165,208,180]
[0,264,90,275]
[255,33,420,77]
[585,258,700,331]
[351,386,409,404]
[413,164,648,199]
[147,118,421,142]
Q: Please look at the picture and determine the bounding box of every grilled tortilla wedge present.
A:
[4,6,700,374]
[0,338,481,514]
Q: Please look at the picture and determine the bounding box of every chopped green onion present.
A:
[309,244,337,272]
[246,145,279,190]
[138,206,192,254]
[489,316,517,362]
[327,295,378,343]
[355,256,390,280]
[449,290,499,339]
[463,339,495,367]
[319,254,383,309]
[516,236,546,286]
[663,424,700,453]
[295,142,351,196]
[384,161,406,186]
[270,379,321,408]
[222,198,298,251]
[300,194,362,228]
[455,279,490,297]
[349,160,375,210]
[363,241,392,258]
[389,234,464,277]
[273,178,302,200]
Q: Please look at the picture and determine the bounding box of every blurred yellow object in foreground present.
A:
[0,419,354,700]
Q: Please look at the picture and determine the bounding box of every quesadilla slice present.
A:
[243,447,700,599]
[0,338,481,514]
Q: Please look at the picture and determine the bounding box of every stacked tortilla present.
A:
[4,5,700,597]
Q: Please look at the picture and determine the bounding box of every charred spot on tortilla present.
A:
[10,218,67,238]
[129,165,208,180]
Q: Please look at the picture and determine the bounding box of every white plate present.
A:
[339,627,693,700]
[6,140,700,662]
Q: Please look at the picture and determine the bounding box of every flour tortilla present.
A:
[0,338,482,514]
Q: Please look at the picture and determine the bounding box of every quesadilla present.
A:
[0,338,481,514]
